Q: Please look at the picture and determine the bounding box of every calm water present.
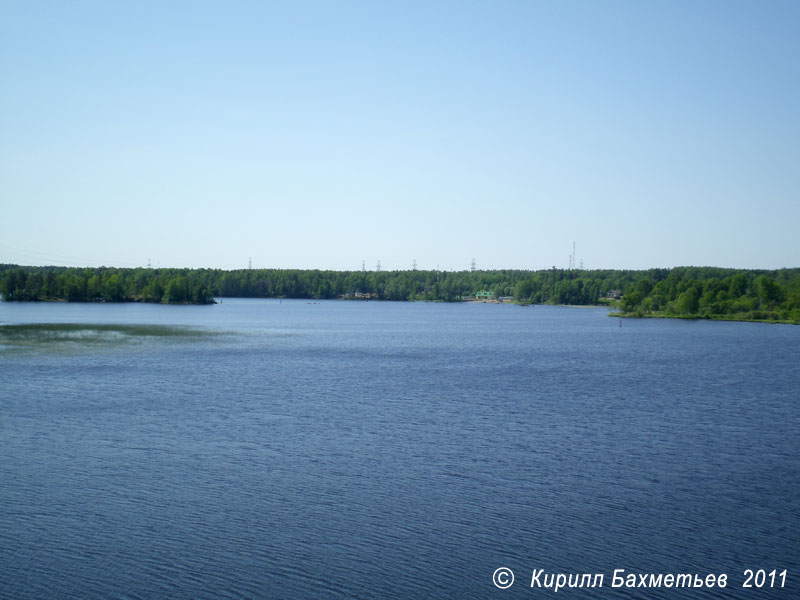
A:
[1,299,798,599]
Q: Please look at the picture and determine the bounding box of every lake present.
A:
[1,299,798,599]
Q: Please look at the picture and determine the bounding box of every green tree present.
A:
[104,274,124,301]
[164,277,188,303]
[675,285,701,314]
[622,290,643,312]
[756,275,784,308]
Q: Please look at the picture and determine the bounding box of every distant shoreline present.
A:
[610,311,798,325]
[1,265,798,323]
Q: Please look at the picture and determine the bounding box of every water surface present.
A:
[1,300,798,598]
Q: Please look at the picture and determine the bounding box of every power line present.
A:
[0,242,141,268]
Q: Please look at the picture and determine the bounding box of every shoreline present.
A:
[609,311,799,326]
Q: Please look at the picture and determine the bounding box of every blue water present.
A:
[1,299,798,599]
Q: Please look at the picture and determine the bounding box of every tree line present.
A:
[616,267,800,323]
[0,266,215,304]
[0,264,646,304]
[0,264,798,322]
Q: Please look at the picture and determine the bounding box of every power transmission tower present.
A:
[362,260,366,272]
[412,259,417,271]
[376,260,381,272]
[470,258,476,272]
[248,257,252,270]
[147,258,151,269]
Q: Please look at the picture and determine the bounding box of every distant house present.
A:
[606,289,622,299]
[339,291,379,300]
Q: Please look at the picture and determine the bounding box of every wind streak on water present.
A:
[0,323,224,356]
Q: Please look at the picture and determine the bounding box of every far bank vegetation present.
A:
[0,265,798,323]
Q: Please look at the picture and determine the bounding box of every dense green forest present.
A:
[613,267,800,323]
[1,264,799,323]
[0,264,624,304]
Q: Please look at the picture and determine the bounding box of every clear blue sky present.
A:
[2,0,798,271]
